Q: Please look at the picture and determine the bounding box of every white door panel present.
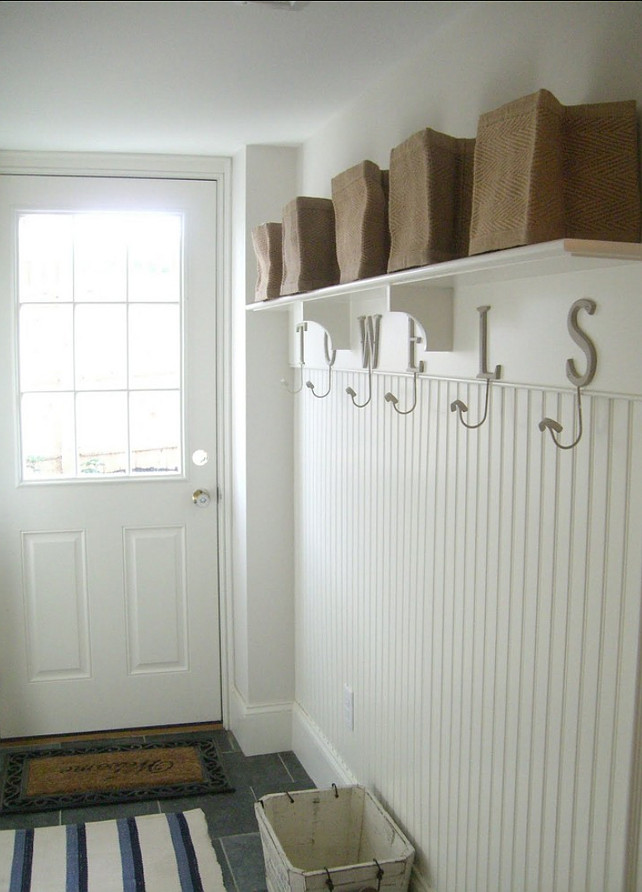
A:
[0,175,222,737]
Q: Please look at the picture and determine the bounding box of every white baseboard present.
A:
[290,702,356,788]
[228,687,293,756]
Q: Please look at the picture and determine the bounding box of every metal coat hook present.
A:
[451,377,492,429]
[346,365,373,408]
[346,314,381,409]
[451,306,502,430]
[281,322,308,394]
[539,298,597,451]
[539,385,585,450]
[384,363,424,415]
[306,332,336,398]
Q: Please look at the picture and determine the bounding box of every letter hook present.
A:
[282,364,304,394]
[346,365,373,408]
[281,322,308,394]
[539,386,584,450]
[384,365,423,416]
[306,332,336,399]
[450,378,492,430]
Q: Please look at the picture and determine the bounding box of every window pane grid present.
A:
[18,212,183,481]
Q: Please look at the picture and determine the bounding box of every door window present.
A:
[17,212,183,480]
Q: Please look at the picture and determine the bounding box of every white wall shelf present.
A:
[246,239,642,351]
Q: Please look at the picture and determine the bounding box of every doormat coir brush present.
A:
[0,738,234,813]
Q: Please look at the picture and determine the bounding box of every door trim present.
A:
[0,151,234,730]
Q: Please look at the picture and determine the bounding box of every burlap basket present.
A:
[331,160,390,283]
[469,89,641,255]
[280,197,340,295]
[251,222,283,301]
[469,89,566,255]
[387,128,476,272]
[562,99,640,242]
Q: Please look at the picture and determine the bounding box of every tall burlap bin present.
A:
[251,222,283,301]
[469,89,566,255]
[280,197,340,295]
[469,89,641,255]
[562,98,640,242]
[331,160,390,283]
[255,786,415,892]
[387,128,475,272]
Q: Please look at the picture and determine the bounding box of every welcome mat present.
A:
[0,738,233,814]
[0,808,226,891]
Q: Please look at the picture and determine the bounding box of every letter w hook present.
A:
[346,314,381,408]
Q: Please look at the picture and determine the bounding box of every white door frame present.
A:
[0,151,234,731]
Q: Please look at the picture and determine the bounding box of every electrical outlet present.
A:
[343,684,354,731]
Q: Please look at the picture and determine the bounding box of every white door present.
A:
[0,174,222,738]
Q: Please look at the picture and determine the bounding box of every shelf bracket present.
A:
[301,301,352,350]
[388,283,453,351]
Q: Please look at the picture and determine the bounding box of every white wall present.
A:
[230,145,300,753]
[280,3,642,891]
[299,0,642,197]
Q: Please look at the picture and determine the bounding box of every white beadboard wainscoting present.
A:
[294,367,642,892]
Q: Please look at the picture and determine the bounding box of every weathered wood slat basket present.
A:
[255,786,415,892]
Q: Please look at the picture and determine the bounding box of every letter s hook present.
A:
[539,386,584,450]
[539,298,597,451]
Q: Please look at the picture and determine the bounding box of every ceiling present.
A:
[0,0,474,157]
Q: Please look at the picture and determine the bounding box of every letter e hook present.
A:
[385,364,424,415]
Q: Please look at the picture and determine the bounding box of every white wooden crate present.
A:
[255,785,415,892]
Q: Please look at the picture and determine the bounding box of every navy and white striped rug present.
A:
[0,809,225,891]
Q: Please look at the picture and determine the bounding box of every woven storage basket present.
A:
[562,99,640,242]
[469,89,641,255]
[469,89,566,255]
[251,222,283,301]
[387,128,476,272]
[331,159,390,283]
[281,197,340,295]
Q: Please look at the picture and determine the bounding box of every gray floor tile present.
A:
[0,809,61,830]
[213,837,236,890]
[200,789,259,837]
[278,750,314,785]
[219,750,307,800]
[220,832,268,892]
[61,798,160,824]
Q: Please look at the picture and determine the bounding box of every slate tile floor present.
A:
[0,724,316,892]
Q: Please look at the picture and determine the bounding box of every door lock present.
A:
[192,488,211,507]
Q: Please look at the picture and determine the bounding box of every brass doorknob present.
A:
[192,488,211,507]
